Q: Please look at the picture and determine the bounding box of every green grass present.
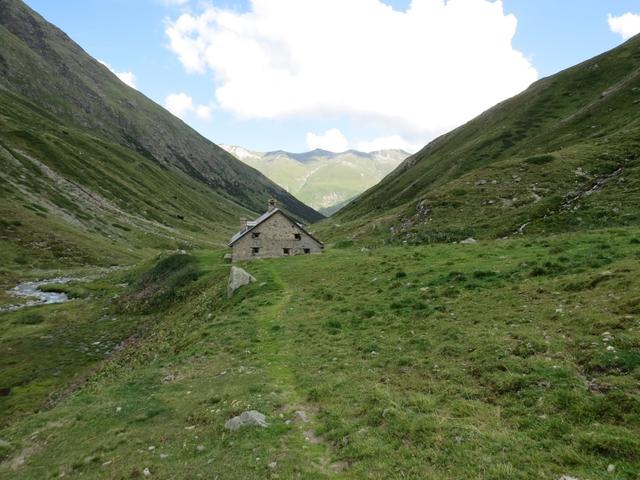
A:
[1,228,639,478]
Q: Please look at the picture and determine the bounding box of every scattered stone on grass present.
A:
[225,410,268,431]
[227,267,256,299]
[293,410,309,423]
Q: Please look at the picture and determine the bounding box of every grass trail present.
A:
[249,263,338,476]
[253,265,296,393]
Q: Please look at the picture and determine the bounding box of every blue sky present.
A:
[24,0,640,153]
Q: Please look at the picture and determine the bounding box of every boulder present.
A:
[460,237,477,244]
[227,267,256,298]
[224,410,268,431]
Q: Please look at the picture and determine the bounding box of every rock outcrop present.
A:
[224,410,268,431]
[227,267,256,298]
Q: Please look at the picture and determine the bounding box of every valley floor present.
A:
[1,229,640,479]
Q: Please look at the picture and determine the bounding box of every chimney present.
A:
[268,198,277,212]
[240,217,247,230]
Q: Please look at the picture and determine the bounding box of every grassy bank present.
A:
[1,228,639,478]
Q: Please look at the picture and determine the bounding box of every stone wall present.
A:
[232,211,323,262]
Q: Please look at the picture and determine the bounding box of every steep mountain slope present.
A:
[222,145,409,212]
[0,0,320,235]
[0,0,323,287]
[330,35,640,242]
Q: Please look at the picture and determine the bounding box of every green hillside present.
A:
[2,3,640,479]
[0,0,321,282]
[222,146,408,212]
[2,228,640,478]
[329,34,640,243]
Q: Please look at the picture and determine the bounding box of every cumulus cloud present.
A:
[99,60,137,89]
[159,0,189,6]
[608,12,640,40]
[165,0,537,140]
[357,135,420,153]
[306,128,349,152]
[164,92,213,121]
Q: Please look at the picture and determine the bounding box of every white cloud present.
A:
[159,0,189,6]
[165,0,538,140]
[98,60,137,89]
[195,104,213,120]
[165,92,194,119]
[164,92,213,121]
[608,12,640,40]
[357,135,420,153]
[306,128,349,152]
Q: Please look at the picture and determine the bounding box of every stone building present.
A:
[228,199,324,262]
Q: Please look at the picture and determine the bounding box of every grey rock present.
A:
[293,410,309,423]
[225,410,268,431]
[227,267,256,298]
[223,253,232,262]
[558,477,579,480]
[460,237,477,244]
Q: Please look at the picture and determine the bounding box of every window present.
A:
[252,247,260,255]
[294,233,302,240]
[304,248,311,254]
[283,248,291,255]
[252,232,260,239]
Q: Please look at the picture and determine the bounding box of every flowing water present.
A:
[1,277,78,312]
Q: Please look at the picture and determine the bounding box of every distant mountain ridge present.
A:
[221,145,410,213]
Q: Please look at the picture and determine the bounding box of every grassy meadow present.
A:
[1,227,639,479]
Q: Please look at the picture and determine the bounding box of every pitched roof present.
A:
[228,208,324,247]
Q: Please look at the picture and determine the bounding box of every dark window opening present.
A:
[304,248,311,254]
[252,247,260,255]
[252,232,260,239]
[294,233,302,240]
[283,248,291,255]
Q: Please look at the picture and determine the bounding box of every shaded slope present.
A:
[331,35,640,242]
[0,0,321,224]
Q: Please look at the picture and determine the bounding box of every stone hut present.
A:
[228,199,324,262]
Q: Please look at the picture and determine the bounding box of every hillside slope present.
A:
[0,0,321,223]
[330,35,640,243]
[222,146,409,213]
[0,0,324,291]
